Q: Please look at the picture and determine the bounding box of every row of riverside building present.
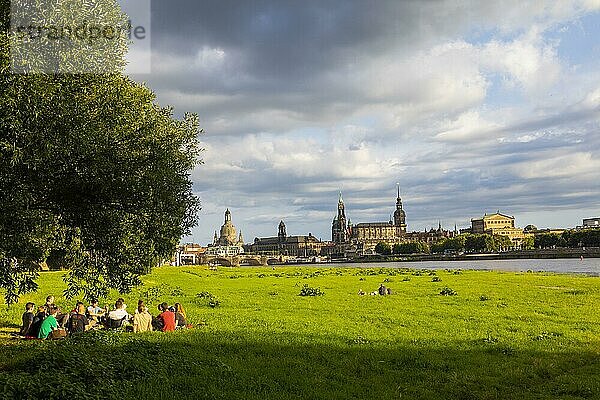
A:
[174,185,593,263]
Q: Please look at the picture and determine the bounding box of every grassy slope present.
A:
[1,266,599,399]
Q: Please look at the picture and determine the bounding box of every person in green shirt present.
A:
[38,305,60,339]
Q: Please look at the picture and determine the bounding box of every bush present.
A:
[299,284,325,297]
[439,287,457,296]
[196,291,220,307]
[431,276,442,282]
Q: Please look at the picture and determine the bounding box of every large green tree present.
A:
[0,1,202,304]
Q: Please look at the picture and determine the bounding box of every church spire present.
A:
[395,183,403,209]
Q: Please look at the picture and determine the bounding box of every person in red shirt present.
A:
[158,302,176,332]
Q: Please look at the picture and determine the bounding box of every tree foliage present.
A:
[0,1,202,304]
[392,241,430,255]
[535,230,600,249]
[374,242,392,256]
[431,235,466,254]
[431,234,516,254]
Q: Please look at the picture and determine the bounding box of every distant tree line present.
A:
[373,228,600,256]
[535,229,600,249]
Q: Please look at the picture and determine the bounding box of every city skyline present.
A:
[130,1,600,245]
[187,189,593,246]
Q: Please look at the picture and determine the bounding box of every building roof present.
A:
[353,222,394,228]
[472,212,514,221]
[253,235,321,245]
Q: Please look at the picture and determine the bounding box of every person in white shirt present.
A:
[106,300,130,328]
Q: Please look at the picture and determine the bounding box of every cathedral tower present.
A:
[332,192,349,243]
[393,184,407,234]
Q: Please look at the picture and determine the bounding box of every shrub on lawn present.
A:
[439,287,457,296]
[196,291,220,307]
[299,284,325,297]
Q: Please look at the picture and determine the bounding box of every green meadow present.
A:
[1,266,599,399]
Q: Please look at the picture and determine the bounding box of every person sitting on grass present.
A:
[135,299,148,314]
[45,294,70,327]
[106,300,130,329]
[27,306,47,338]
[378,284,387,296]
[20,302,35,336]
[44,295,54,311]
[173,303,188,329]
[117,297,127,311]
[152,303,165,331]
[133,302,153,333]
[67,302,92,334]
[38,305,60,339]
[157,302,176,332]
[86,299,105,323]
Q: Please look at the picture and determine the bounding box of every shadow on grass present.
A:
[0,329,599,400]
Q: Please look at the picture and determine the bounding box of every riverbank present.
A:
[347,247,600,264]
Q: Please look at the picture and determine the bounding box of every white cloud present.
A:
[481,26,561,95]
[511,152,600,179]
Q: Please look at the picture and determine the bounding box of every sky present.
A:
[130,0,600,245]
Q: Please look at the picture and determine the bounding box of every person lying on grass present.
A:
[38,305,60,339]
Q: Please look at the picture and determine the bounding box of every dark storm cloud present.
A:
[150,0,421,80]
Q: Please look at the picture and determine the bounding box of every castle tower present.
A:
[393,183,407,234]
[278,220,287,243]
[238,231,244,245]
[332,192,349,243]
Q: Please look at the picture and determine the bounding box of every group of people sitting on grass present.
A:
[19,295,191,339]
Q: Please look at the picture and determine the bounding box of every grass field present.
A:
[1,265,600,399]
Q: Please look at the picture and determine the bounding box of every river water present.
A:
[318,258,600,275]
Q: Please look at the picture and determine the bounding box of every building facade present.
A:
[250,220,325,257]
[405,223,458,244]
[349,186,408,251]
[471,212,528,245]
[173,243,207,266]
[583,218,600,228]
